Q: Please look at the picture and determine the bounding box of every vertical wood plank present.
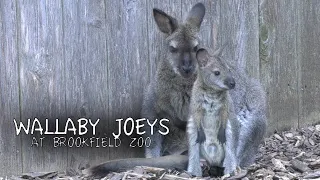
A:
[106,0,149,160]
[297,0,320,127]
[0,0,22,176]
[62,0,109,169]
[259,0,299,133]
[17,0,67,172]
[219,0,260,79]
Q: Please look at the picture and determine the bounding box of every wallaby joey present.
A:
[141,3,205,158]
[187,48,236,177]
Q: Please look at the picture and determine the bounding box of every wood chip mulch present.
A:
[11,124,320,180]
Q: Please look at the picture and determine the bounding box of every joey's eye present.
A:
[169,46,178,53]
[193,45,198,52]
[214,71,220,76]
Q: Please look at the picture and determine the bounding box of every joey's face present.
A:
[196,48,235,91]
[166,28,199,78]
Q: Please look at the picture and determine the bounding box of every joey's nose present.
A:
[225,77,236,89]
[229,81,235,89]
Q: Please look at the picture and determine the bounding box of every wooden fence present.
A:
[0,0,319,176]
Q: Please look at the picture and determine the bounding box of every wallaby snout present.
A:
[181,54,195,75]
[181,65,193,75]
[224,76,236,89]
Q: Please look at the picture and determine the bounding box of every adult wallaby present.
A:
[84,3,206,178]
[223,51,267,175]
[187,48,236,177]
[141,3,206,158]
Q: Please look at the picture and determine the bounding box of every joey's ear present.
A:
[196,48,209,67]
[153,9,178,34]
[185,3,205,31]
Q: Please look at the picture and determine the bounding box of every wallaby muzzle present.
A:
[224,76,236,89]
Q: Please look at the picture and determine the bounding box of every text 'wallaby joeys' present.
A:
[187,48,237,176]
[141,3,206,158]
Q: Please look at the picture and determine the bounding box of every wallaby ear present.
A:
[153,8,178,34]
[213,42,228,57]
[196,48,209,67]
[185,3,205,31]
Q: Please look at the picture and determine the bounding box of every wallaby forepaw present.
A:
[196,127,206,143]
[221,173,230,180]
[227,167,248,180]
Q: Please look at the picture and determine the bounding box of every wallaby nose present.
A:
[225,77,236,89]
[182,65,193,74]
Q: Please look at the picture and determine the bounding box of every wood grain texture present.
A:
[106,0,149,160]
[219,0,260,79]
[259,0,300,133]
[15,0,68,172]
[16,0,68,172]
[297,0,320,127]
[0,0,22,176]
[62,0,109,170]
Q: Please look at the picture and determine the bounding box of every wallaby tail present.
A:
[83,155,188,178]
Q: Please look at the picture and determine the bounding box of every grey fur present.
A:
[223,63,267,174]
[187,48,236,176]
[204,47,268,174]
[141,3,205,158]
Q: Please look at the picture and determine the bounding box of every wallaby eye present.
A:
[169,46,178,53]
[214,71,220,76]
[193,45,198,52]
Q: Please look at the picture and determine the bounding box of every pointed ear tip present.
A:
[153,8,159,14]
[194,3,206,12]
[153,8,164,15]
[195,3,205,9]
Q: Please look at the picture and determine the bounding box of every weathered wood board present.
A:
[260,0,301,133]
[62,0,110,171]
[219,0,260,79]
[16,0,68,173]
[106,0,149,160]
[297,0,320,128]
[0,0,22,176]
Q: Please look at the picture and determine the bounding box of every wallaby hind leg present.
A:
[236,112,266,167]
[141,85,163,158]
[142,109,163,158]
[145,133,163,158]
[223,120,239,175]
[187,118,202,176]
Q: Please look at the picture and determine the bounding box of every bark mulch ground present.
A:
[11,124,320,180]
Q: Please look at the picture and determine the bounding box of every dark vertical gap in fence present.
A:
[15,0,23,174]
[104,0,110,162]
[60,0,68,168]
